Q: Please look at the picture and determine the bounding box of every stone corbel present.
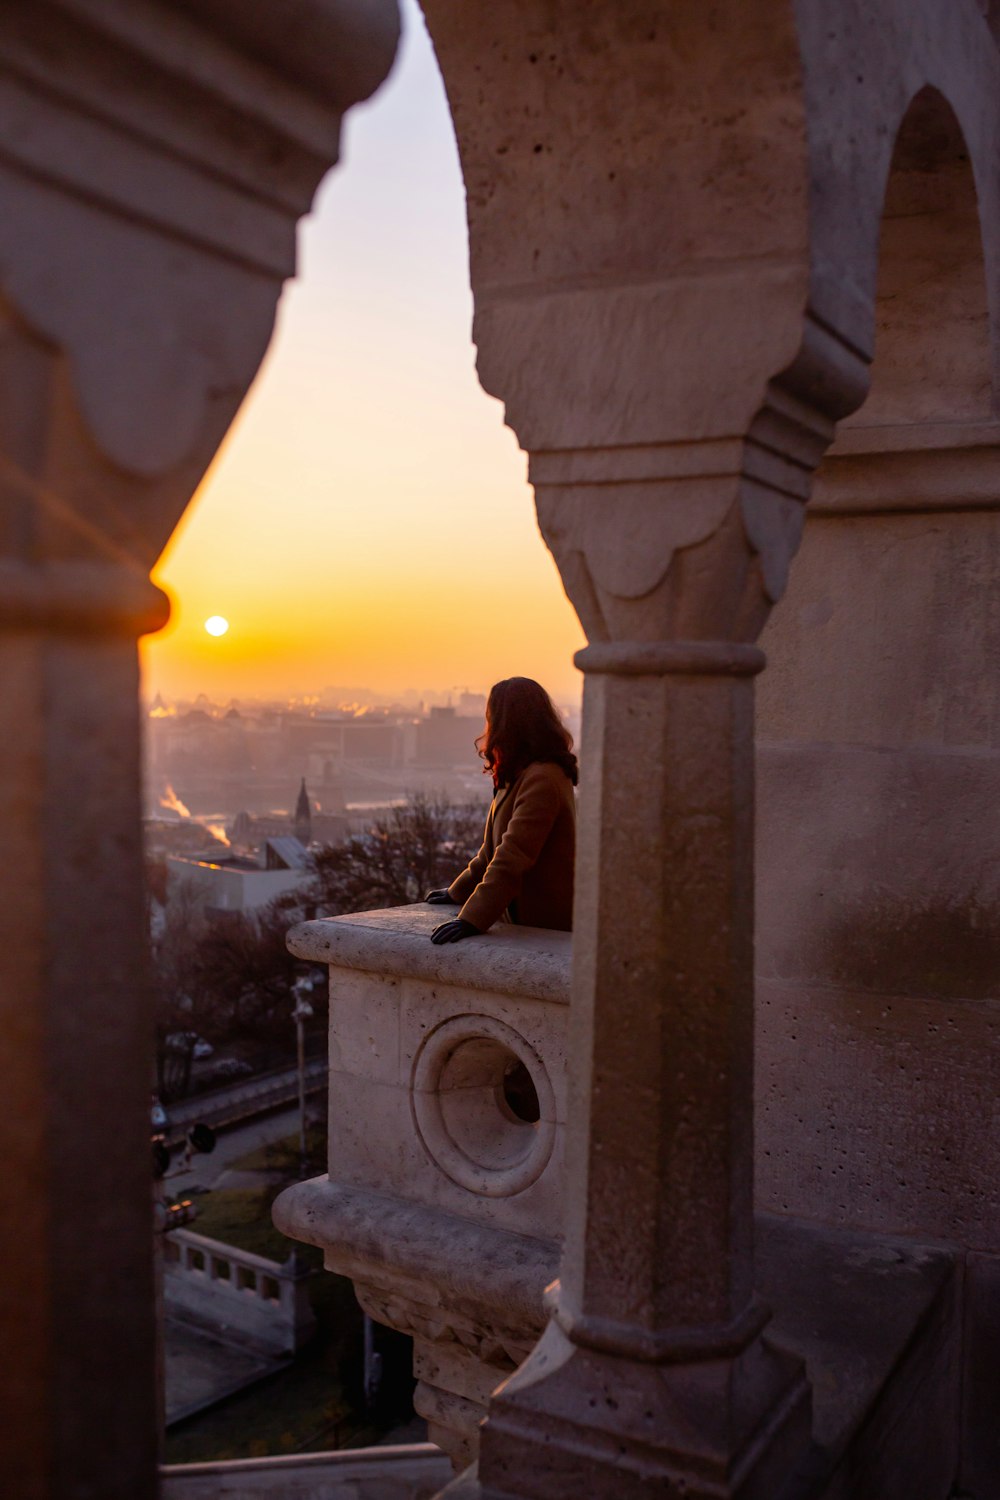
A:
[530,299,870,650]
[0,0,399,562]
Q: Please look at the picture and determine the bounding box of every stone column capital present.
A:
[575,640,766,678]
[0,0,397,557]
[0,559,168,636]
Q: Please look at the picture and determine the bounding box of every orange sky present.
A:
[142,2,584,708]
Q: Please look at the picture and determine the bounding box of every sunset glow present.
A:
[141,0,584,708]
[204,616,230,637]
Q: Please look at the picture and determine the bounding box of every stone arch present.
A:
[847,84,993,430]
[756,69,1000,1264]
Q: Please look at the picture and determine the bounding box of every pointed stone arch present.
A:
[756,97,1000,1500]
[848,84,993,431]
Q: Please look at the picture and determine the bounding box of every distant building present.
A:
[228,777,349,854]
[143,818,228,860]
[167,836,313,914]
[294,777,312,844]
[414,706,481,767]
[456,690,487,719]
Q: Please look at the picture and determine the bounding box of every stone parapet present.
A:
[287,905,572,1004]
[278,906,569,1467]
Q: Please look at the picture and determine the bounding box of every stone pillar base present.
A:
[454,1315,809,1500]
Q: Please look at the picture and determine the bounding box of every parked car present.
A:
[210,1057,253,1081]
[164,1031,213,1060]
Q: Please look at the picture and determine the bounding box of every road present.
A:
[163,1105,319,1191]
[165,1058,327,1142]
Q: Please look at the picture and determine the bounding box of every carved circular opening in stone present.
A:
[410,1015,555,1197]
[501,1057,540,1124]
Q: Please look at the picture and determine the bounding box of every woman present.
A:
[426,677,577,943]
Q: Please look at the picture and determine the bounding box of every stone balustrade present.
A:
[164,1228,315,1358]
[274,906,571,1469]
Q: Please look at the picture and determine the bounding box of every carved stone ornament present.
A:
[0,0,398,556]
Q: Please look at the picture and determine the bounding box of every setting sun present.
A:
[204,616,230,637]
[141,0,585,708]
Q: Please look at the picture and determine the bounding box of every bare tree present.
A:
[310,792,486,916]
[186,894,307,1044]
[149,878,310,1093]
[147,795,487,1096]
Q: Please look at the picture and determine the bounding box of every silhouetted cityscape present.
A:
[144,685,580,845]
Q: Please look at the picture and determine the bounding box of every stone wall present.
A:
[756,502,1000,1246]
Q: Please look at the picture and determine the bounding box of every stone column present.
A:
[457,434,822,1495]
[564,642,764,1347]
[0,556,170,1500]
[417,9,877,1483]
[475,637,811,1498]
[0,5,398,1496]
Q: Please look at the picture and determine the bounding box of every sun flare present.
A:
[204,615,230,637]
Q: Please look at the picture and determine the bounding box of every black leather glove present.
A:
[424,889,455,904]
[430,918,481,945]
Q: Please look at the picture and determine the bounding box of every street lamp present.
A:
[291,985,314,1179]
[150,1100,215,1443]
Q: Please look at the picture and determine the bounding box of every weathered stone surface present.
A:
[7,3,1000,1498]
[278,909,568,1464]
[274,1178,558,1337]
[287,908,570,1239]
[755,407,1000,1255]
[757,977,1000,1244]
[757,1217,960,1500]
[161,1442,451,1499]
[959,1251,1000,1495]
[288,906,572,1005]
[413,4,1000,1492]
[0,7,398,1499]
[440,1218,961,1500]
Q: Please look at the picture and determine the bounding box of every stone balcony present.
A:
[274,907,569,1468]
[274,907,977,1496]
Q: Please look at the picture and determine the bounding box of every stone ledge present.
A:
[287,906,572,1005]
[829,419,1000,456]
[273,1176,559,1338]
[161,1442,450,1498]
[813,439,1000,515]
[758,1215,959,1499]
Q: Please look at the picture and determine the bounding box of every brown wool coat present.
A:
[448,760,576,933]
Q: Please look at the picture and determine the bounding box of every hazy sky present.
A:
[142,0,584,706]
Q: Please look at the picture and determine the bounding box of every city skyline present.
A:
[140,0,585,706]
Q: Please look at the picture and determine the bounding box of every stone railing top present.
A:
[161,1441,450,1498]
[167,1227,296,1278]
[287,905,572,1005]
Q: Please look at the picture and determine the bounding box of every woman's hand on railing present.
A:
[430,918,481,944]
[424,889,456,904]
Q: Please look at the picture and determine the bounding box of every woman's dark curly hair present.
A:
[476,677,578,789]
